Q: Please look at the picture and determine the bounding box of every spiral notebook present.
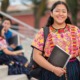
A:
[48,45,71,68]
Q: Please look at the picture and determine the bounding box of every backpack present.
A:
[27,27,49,79]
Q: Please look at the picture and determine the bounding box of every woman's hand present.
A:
[52,66,66,77]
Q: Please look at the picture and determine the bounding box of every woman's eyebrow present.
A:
[55,8,67,10]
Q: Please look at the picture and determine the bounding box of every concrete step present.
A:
[1,74,28,80]
[30,77,38,80]
[0,65,8,78]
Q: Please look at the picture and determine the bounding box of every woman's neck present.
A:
[52,23,66,29]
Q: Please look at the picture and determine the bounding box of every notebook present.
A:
[7,35,18,46]
[48,45,71,68]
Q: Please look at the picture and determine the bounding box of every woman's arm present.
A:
[33,48,66,77]
[2,48,24,55]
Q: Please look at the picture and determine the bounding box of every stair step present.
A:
[1,74,28,80]
[0,65,8,78]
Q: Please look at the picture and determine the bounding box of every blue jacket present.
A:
[5,30,13,42]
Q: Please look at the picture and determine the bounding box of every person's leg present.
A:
[14,45,23,50]
[0,51,11,65]
[0,53,5,65]
[11,45,28,65]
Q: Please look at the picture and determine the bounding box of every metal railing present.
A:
[0,11,38,32]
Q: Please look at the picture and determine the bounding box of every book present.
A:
[48,45,71,68]
[7,35,18,46]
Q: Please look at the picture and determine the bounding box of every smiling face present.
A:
[51,4,68,25]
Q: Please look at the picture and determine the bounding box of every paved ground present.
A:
[21,39,32,62]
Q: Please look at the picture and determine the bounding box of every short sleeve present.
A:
[31,28,44,52]
[0,39,8,50]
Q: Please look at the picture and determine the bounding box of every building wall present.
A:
[13,12,50,28]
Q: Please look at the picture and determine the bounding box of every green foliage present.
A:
[1,0,9,12]
[66,0,78,25]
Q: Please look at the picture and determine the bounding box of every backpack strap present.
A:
[31,27,49,58]
[43,27,49,52]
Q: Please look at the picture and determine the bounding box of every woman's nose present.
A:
[59,11,63,15]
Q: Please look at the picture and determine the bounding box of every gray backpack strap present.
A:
[43,27,49,52]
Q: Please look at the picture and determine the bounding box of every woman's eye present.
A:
[62,11,67,13]
[55,10,59,12]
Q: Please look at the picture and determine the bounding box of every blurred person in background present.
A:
[0,14,3,24]
[2,18,24,51]
[2,18,28,67]
[0,25,24,64]
[0,25,30,76]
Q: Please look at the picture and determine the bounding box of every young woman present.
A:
[31,1,80,80]
[0,25,24,64]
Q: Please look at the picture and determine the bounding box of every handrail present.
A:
[9,28,33,45]
[0,11,38,45]
[9,28,32,40]
[0,11,38,32]
[9,29,25,39]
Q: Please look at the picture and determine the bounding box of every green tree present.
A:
[66,0,79,26]
[22,0,47,29]
[1,0,9,12]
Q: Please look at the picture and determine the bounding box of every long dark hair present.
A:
[0,25,4,37]
[46,1,71,27]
